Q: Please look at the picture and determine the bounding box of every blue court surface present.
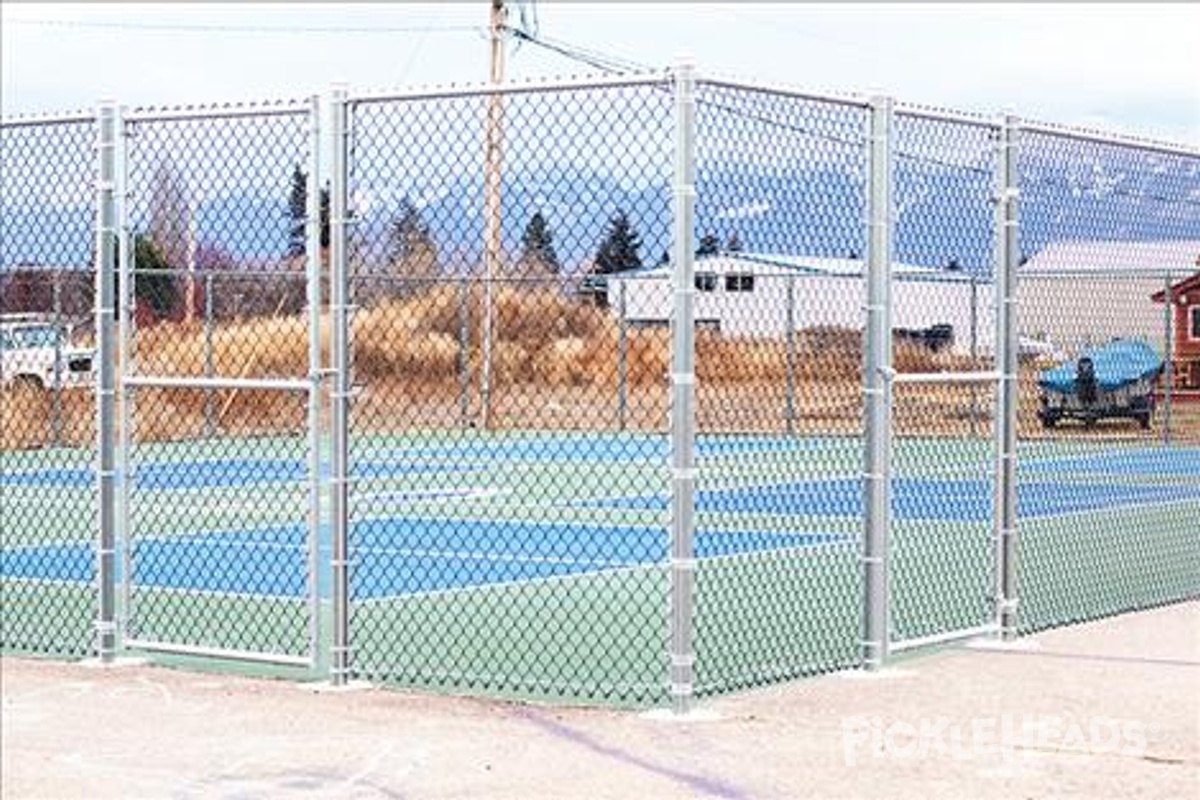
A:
[590,477,1200,522]
[1019,447,1200,478]
[0,519,844,598]
[5,436,1199,599]
[0,458,475,490]
[0,435,826,490]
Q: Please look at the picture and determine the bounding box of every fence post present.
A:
[1163,272,1174,445]
[618,278,628,431]
[785,274,796,435]
[668,59,697,715]
[94,100,119,664]
[203,273,215,437]
[304,93,324,662]
[862,94,894,672]
[329,84,352,685]
[116,104,134,634]
[994,115,1021,642]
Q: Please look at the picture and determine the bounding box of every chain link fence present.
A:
[342,76,676,703]
[1015,127,1200,634]
[687,81,868,695]
[117,102,321,664]
[884,110,1001,651]
[1,114,98,657]
[2,70,1197,706]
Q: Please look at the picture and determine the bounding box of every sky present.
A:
[2,2,1198,145]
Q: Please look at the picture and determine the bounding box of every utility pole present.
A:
[480,0,506,430]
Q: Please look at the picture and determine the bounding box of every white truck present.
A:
[0,314,95,392]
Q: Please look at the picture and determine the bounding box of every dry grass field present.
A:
[3,286,1197,448]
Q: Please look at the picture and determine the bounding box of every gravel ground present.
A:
[3,602,1197,800]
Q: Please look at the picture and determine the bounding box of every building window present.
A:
[695,272,717,292]
[725,273,755,292]
[1191,306,1200,340]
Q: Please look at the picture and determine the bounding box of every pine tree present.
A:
[287,166,330,257]
[388,197,439,283]
[696,233,720,257]
[287,164,307,257]
[520,211,560,274]
[133,235,178,319]
[593,212,643,275]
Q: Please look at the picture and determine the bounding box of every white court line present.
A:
[350,547,640,568]
[0,495,96,511]
[354,487,508,503]
[344,507,665,533]
[126,583,311,604]
[1,573,308,607]
[0,575,93,589]
[1020,495,1200,525]
[1,536,95,551]
[2,568,308,606]
[353,535,856,605]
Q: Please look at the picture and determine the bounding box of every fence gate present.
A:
[116,101,323,665]
[863,107,1018,661]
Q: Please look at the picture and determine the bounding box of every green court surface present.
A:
[2,431,1197,705]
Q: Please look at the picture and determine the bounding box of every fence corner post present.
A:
[994,113,1021,642]
[668,57,698,715]
[94,99,119,664]
[329,84,352,686]
[862,94,894,672]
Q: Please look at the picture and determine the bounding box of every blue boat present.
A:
[1038,339,1165,429]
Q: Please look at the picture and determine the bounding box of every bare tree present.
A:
[148,158,190,270]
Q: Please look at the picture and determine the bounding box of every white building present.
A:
[1019,240,1200,354]
[604,253,996,356]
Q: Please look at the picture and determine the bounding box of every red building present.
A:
[1152,270,1200,392]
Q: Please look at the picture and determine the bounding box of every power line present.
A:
[510,27,1200,209]
[5,18,483,35]
[508,28,650,75]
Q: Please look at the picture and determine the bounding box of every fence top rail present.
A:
[1019,268,1189,280]
[1018,119,1200,159]
[347,70,672,106]
[693,74,869,110]
[894,103,1000,130]
[124,97,313,123]
[1,109,95,128]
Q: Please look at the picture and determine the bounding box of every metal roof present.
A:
[1021,240,1200,275]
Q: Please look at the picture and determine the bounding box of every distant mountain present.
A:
[5,150,1198,277]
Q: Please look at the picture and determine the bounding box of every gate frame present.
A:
[863,103,1020,664]
[111,99,325,668]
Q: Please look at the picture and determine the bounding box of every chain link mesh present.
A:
[344,79,675,703]
[1,116,98,657]
[886,111,999,646]
[1016,129,1200,633]
[121,106,317,658]
[687,83,867,694]
[3,75,1198,703]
